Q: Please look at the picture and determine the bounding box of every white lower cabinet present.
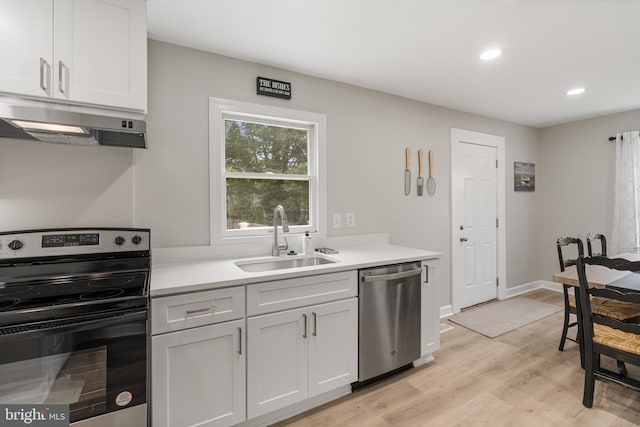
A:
[308,299,358,396]
[421,260,440,357]
[152,319,246,427]
[150,263,437,425]
[247,298,358,419]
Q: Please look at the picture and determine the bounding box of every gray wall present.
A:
[0,39,543,309]
[134,40,542,308]
[0,138,134,229]
[538,109,640,282]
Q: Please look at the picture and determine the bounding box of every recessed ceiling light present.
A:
[566,87,586,96]
[480,48,504,61]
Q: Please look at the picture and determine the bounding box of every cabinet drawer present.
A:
[152,286,245,335]
[247,271,357,316]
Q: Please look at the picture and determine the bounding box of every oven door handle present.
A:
[9,296,148,316]
[0,310,147,341]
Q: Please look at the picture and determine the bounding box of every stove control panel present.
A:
[42,233,100,248]
[0,228,150,259]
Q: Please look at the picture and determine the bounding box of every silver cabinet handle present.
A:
[39,57,48,91]
[185,305,216,316]
[238,327,242,355]
[312,312,317,336]
[362,268,422,283]
[424,265,429,283]
[302,313,308,339]
[58,61,64,94]
[460,237,468,242]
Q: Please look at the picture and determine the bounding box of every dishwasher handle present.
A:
[362,268,423,283]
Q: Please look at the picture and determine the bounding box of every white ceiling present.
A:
[147,0,640,128]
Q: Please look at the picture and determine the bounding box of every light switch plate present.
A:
[346,212,355,227]
[332,213,342,228]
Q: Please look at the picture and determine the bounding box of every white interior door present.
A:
[452,129,502,310]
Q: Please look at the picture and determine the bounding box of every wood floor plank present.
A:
[274,290,640,426]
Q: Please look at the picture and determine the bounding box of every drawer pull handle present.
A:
[312,312,317,336]
[185,306,217,316]
[302,313,308,339]
[238,327,242,355]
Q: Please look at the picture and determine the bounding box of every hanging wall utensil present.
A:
[417,149,424,196]
[427,150,436,196]
[404,147,411,196]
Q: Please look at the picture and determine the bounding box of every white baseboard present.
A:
[413,354,435,367]
[239,385,351,427]
[503,280,546,298]
[440,305,453,318]
[539,280,564,293]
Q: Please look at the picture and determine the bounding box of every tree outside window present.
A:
[225,120,310,230]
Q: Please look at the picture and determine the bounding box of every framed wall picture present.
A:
[514,162,535,192]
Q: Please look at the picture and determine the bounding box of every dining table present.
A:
[552,252,640,291]
[552,252,640,366]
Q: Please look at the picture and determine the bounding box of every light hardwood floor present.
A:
[275,289,640,426]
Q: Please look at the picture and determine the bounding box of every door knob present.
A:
[460,237,468,242]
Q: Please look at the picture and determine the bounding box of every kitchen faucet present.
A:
[272,205,290,256]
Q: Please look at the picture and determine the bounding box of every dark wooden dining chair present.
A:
[557,237,584,351]
[587,233,607,257]
[576,255,640,407]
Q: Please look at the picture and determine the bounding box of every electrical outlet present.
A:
[332,213,342,228]
[346,212,355,227]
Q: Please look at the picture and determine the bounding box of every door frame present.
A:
[450,128,506,313]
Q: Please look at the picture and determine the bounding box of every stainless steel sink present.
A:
[235,255,337,272]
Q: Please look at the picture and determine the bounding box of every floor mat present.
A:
[448,297,561,338]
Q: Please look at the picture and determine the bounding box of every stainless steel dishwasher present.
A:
[357,261,422,384]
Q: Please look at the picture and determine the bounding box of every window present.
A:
[210,98,326,241]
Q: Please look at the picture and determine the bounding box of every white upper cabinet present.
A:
[0,0,53,97]
[0,0,147,112]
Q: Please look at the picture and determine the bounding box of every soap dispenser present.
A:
[302,231,313,254]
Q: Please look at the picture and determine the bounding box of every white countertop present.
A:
[151,244,441,297]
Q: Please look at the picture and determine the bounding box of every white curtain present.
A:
[611,130,640,255]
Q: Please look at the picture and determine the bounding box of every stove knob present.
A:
[132,235,142,245]
[8,240,24,251]
[114,236,126,246]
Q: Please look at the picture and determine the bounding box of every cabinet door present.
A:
[152,320,246,427]
[421,261,440,356]
[308,298,358,397]
[247,308,308,419]
[0,0,53,97]
[53,0,146,110]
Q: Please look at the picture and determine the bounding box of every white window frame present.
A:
[209,97,327,243]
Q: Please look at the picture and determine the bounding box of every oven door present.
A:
[0,309,148,426]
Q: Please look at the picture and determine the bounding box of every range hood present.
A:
[0,103,146,148]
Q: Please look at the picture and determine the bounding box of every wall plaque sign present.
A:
[256,77,291,99]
